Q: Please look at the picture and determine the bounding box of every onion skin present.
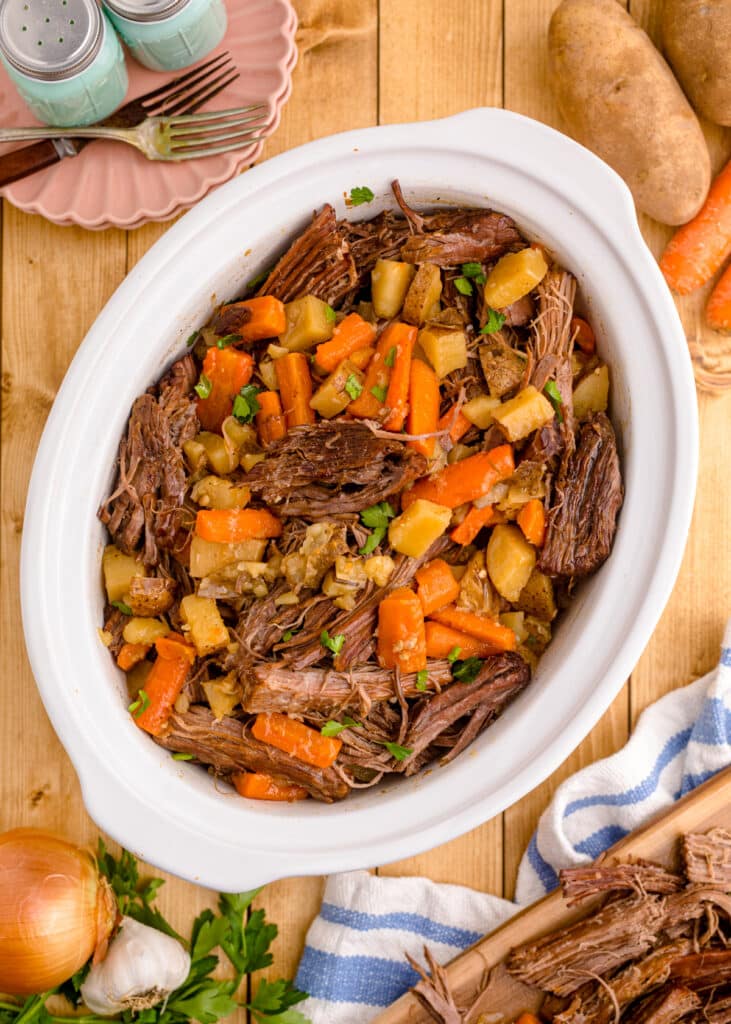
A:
[0,829,116,995]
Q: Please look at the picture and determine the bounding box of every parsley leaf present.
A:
[251,979,308,1017]
[384,741,413,761]
[281,627,300,643]
[461,261,485,281]
[233,384,262,424]
[247,266,273,290]
[415,669,428,692]
[216,333,242,349]
[320,630,346,655]
[111,599,132,616]
[446,645,462,663]
[325,304,337,324]
[349,185,375,206]
[195,372,213,400]
[345,373,363,400]
[96,839,184,942]
[480,308,507,334]
[128,688,151,719]
[451,657,483,683]
[384,345,397,367]
[321,716,361,737]
[358,525,385,555]
[172,752,194,761]
[186,330,200,348]
[360,501,395,529]
[370,383,387,402]
[544,379,564,423]
[454,277,473,296]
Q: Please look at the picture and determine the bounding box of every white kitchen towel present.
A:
[295,619,731,1023]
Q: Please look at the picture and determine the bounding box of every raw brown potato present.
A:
[549,0,711,225]
[662,0,731,127]
[402,264,443,325]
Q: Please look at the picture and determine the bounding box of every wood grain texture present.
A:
[0,0,729,1014]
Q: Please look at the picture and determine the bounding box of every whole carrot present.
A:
[660,159,731,295]
[706,261,731,332]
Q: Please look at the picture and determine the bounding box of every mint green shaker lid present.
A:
[0,0,105,80]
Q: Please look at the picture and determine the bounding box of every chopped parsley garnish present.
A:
[232,384,262,424]
[384,345,397,367]
[111,599,132,616]
[172,752,194,761]
[216,333,242,349]
[526,633,538,648]
[544,379,564,423]
[128,688,151,719]
[480,307,507,334]
[446,645,462,663]
[415,669,429,692]
[384,741,413,762]
[321,716,361,738]
[325,304,337,323]
[281,627,301,643]
[349,185,375,206]
[358,500,396,556]
[451,657,483,683]
[359,529,384,556]
[370,383,387,402]
[345,373,363,400]
[186,330,200,348]
[454,276,473,296]
[320,629,346,655]
[461,261,486,284]
[194,372,213,400]
[247,266,272,290]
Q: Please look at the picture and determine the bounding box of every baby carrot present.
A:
[415,559,461,616]
[195,508,282,542]
[402,445,514,510]
[517,499,546,547]
[660,159,731,294]
[314,313,377,373]
[252,713,342,768]
[428,606,516,652]
[383,324,418,431]
[255,390,287,445]
[407,359,440,458]
[275,352,316,428]
[232,771,308,801]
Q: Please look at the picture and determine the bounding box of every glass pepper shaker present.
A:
[102,0,227,73]
[0,0,128,127]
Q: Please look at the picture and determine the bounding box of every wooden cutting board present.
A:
[377,765,731,1023]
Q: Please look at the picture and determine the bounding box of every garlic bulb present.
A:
[81,916,190,1015]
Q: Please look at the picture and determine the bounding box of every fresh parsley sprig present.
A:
[349,186,374,206]
[358,501,395,556]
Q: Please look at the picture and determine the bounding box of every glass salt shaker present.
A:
[0,0,128,127]
[102,0,227,73]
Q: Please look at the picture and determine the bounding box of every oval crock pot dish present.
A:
[98,181,623,806]
[20,110,698,891]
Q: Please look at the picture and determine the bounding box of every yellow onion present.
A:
[0,829,116,995]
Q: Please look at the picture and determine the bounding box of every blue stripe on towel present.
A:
[573,824,629,858]
[563,728,692,817]
[690,697,731,745]
[319,902,482,949]
[296,947,420,1006]
[680,766,719,796]
[527,833,559,892]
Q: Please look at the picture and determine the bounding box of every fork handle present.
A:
[0,140,64,188]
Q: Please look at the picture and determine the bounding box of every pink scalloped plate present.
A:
[0,0,297,230]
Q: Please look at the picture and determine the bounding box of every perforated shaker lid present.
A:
[0,0,104,79]
[102,0,190,23]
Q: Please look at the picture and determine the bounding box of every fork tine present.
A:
[136,52,231,109]
[171,125,264,150]
[169,111,267,137]
[167,104,267,126]
[171,134,264,160]
[162,70,240,117]
[145,55,233,113]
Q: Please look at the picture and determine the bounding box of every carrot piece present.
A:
[570,316,596,354]
[275,351,316,428]
[348,322,409,419]
[117,642,150,672]
[407,358,440,457]
[450,505,497,546]
[377,587,427,674]
[429,606,516,652]
[255,390,287,445]
[515,1014,541,1024]
[383,324,418,430]
[217,296,286,343]
[415,558,461,616]
[424,621,500,661]
[232,771,308,802]
[402,444,515,510]
[349,346,375,370]
[251,712,342,769]
[314,313,377,373]
[196,508,282,542]
[438,404,472,444]
[706,261,731,331]
[197,346,255,433]
[517,498,546,547]
[660,160,731,294]
[134,633,195,736]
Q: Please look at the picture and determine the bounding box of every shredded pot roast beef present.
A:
[407,828,731,1024]
[99,181,623,804]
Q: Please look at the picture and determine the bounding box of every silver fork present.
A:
[0,107,268,160]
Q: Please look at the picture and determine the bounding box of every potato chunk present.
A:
[479,334,528,398]
[202,673,241,720]
[372,259,416,318]
[402,264,443,325]
[483,247,548,309]
[573,364,609,421]
[103,545,145,603]
[280,295,335,351]
[189,536,268,578]
[516,569,557,621]
[462,393,501,429]
[191,475,251,510]
[122,617,170,645]
[309,359,364,418]
[180,594,230,656]
[418,326,468,378]
[493,386,555,441]
[388,499,452,558]
[486,524,537,602]
[192,431,238,475]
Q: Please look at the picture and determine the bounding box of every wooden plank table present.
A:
[1,0,730,1013]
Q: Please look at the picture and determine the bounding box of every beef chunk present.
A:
[156,705,349,803]
[683,828,731,889]
[406,948,463,1024]
[624,985,701,1024]
[400,209,522,266]
[560,862,684,905]
[243,421,427,519]
[538,412,623,578]
[670,950,731,990]
[127,576,177,617]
